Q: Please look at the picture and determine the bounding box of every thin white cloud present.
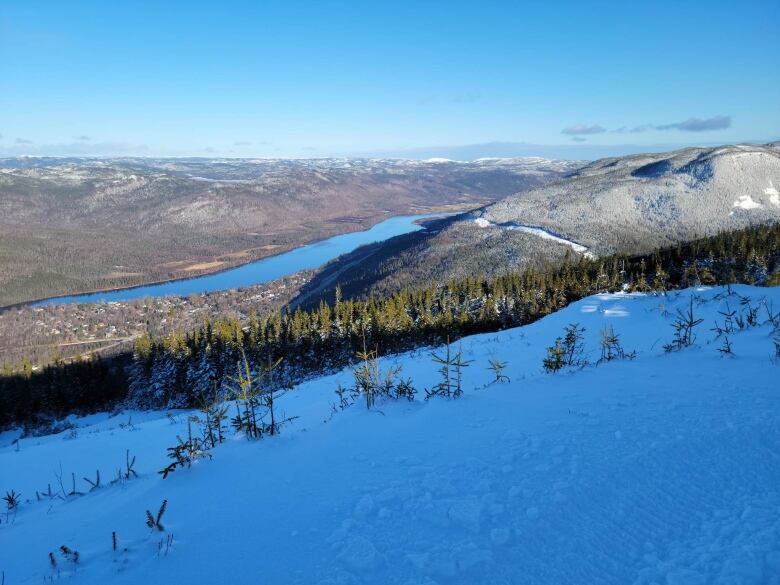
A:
[612,116,732,134]
[562,124,606,136]
[656,115,731,132]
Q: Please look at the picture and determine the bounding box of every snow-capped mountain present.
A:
[478,142,780,255]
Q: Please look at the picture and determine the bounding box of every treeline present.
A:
[2,222,779,429]
[0,357,128,431]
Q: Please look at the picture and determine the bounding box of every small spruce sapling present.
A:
[354,330,381,409]
[54,464,83,498]
[428,339,453,398]
[663,297,704,352]
[740,296,759,327]
[83,469,100,491]
[762,299,779,330]
[712,303,736,337]
[543,339,566,373]
[146,499,167,531]
[112,450,138,485]
[452,342,472,398]
[36,484,56,501]
[2,490,20,511]
[487,357,510,384]
[228,350,263,438]
[123,450,138,480]
[3,490,20,522]
[334,383,353,409]
[353,329,405,407]
[197,386,228,449]
[394,377,417,401]
[159,418,208,479]
[718,336,734,356]
[59,545,79,564]
[598,325,636,363]
[544,324,587,373]
[562,323,587,367]
[426,339,472,399]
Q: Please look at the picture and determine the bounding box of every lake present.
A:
[34,213,450,306]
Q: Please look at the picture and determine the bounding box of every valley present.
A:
[0,156,578,307]
[3,4,778,584]
[3,143,780,373]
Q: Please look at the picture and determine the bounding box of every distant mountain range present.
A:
[354,140,777,161]
[0,156,579,306]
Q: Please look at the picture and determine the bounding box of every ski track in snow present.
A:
[473,217,596,258]
[2,285,780,584]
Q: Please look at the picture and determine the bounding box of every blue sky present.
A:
[0,0,778,159]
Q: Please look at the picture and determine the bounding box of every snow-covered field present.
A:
[2,285,780,584]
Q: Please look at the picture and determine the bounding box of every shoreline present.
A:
[3,207,467,312]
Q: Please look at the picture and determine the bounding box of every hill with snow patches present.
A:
[292,143,780,301]
[2,284,780,584]
[478,142,780,255]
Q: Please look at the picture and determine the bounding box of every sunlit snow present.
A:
[2,285,780,584]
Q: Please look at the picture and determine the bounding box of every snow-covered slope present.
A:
[478,142,780,255]
[2,285,780,584]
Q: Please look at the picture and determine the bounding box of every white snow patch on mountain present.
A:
[765,182,780,206]
[474,217,595,258]
[732,194,763,210]
[2,285,780,584]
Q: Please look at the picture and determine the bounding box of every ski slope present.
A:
[2,285,780,584]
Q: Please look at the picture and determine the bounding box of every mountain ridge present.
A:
[297,143,780,301]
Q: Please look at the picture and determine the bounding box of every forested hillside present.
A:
[304,143,780,300]
[2,223,778,430]
[0,156,578,306]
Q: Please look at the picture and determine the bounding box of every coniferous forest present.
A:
[2,222,778,430]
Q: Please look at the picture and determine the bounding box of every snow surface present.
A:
[732,194,763,210]
[766,182,780,206]
[2,285,780,584]
[473,217,595,258]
